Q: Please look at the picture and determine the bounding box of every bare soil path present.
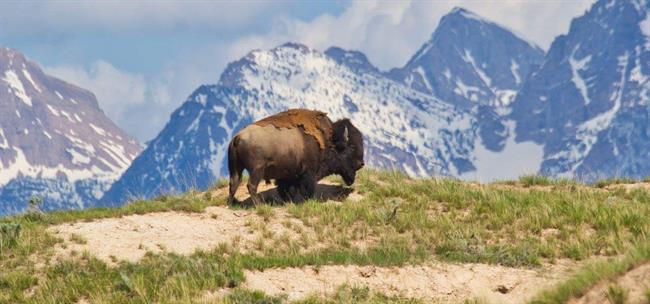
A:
[239,261,576,303]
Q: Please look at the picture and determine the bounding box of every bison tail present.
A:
[227,136,244,204]
[228,136,241,176]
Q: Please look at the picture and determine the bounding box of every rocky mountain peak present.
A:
[0,47,142,215]
[510,0,650,180]
[325,47,380,75]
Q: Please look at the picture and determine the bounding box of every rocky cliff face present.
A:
[388,8,545,152]
[511,0,650,181]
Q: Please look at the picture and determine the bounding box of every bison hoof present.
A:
[250,196,264,207]
[228,197,240,205]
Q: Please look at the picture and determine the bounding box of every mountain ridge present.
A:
[0,47,142,215]
[511,0,650,181]
[101,42,483,205]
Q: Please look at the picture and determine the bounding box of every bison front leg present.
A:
[276,178,296,202]
[247,169,264,206]
[295,174,316,202]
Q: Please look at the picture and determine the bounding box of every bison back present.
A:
[254,109,333,150]
[233,124,321,179]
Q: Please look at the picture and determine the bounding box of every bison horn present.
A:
[343,125,349,143]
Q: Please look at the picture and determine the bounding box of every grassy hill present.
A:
[1,170,648,303]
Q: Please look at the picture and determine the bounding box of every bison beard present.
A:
[227,109,364,205]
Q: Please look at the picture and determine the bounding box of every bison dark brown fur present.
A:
[227,109,364,205]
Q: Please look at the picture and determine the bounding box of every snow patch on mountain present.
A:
[510,60,522,85]
[462,121,543,182]
[641,12,650,49]
[569,45,593,105]
[461,50,493,89]
[22,68,40,93]
[0,129,8,149]
[3,69,31,106]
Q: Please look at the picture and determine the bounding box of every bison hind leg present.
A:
[228,140,244,205]
[247,169,264,206]
[228,167,243,205]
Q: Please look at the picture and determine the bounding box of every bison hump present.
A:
[254,109,332,149]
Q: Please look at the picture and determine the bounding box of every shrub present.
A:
[0,222,21,253]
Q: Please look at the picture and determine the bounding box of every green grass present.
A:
[285,170,649,267]
[0,222,21,254]
[0,189,229,304]
[1,169,649,303]
[220,285,429,304]
[594,177,640,188]
[222,288,286,303]
[295,284,426,304]
[605,284,629,304]
[518,174,553,187]
[255,205,276,222]
[494,174,577,187]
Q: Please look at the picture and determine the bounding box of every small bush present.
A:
[519,175,552,187]
[594,178,637,188]
[255,205,276,222]
[225,288,285,304]
[27,195,43,212]
[69,233,87,244]
[605,284,628,304]
[0,222,21,253]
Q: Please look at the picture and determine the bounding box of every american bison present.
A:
[227,109,364,205]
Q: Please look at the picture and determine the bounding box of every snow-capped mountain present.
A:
[103,8,558,205]
[389,8,544,109]
[101,43,479,205]
[324,47,381,75]
[511,0,650,181]
[389,8,545,151]
[0,47,141,215]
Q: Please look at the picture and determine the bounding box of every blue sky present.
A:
[0,0,594,142]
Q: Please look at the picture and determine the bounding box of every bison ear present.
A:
[343,125,349,143]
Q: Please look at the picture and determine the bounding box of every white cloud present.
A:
[27,0,597,143]
[46,61,148,121]
[225,0,595,70]
[46,61,178,142]
[43,42,238,142]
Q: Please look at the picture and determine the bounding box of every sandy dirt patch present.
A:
[569,263,650,304]
[236,261,576,303]
[605,182,650,192]
[47,182,357,263]
[48,206,311,263]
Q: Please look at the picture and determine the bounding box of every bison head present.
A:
[332,119,364,186]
